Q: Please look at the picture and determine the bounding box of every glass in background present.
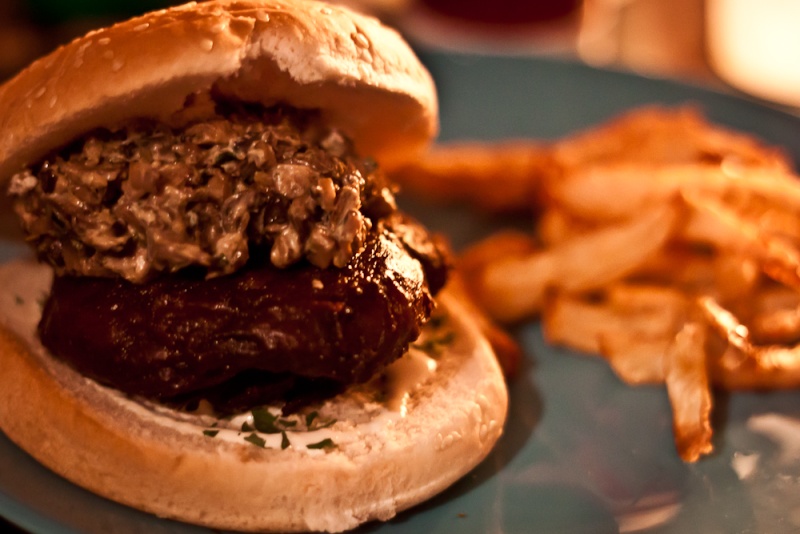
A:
[0,0,175,82]
[0,0,49,82]
[391,0,713,83]
[577,0,709,81]
[706,0,800,110]
[396,0,585,56]
[417,0,581,26]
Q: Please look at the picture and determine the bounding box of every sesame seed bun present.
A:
[0,0,438,181]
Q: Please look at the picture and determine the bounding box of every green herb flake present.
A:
[306,438,336,450]
[413,330,456,356]
[281,431,291,450]
[303,411,336,431]
[315,419,336,430]
[438,331,456,346]
[305,411,318,427]
[203,429,219,438]
[244,432,266,448]
[428,313,447,330]
[252,407,283,434]
[241,421,254,432]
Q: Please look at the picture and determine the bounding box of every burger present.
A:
[0,1,508,532]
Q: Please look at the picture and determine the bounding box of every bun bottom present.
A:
[0,260,508,533]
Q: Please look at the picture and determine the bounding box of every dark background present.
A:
[2,517,26,533]
[0,0,178,82]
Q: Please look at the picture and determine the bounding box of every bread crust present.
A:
[0,260,507,533]
[0,0,438,181]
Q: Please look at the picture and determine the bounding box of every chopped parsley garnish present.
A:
[252,407,296,433]
[428,313,447,330]
[231,407,340,448]
[305,411,318,427]
[412,312,454,356]
[252,407,284,434]
[306,438,336,450]
[203,429,219,437]
[314,419,336,430]
[244,432,266,448]
[413,331,455,356]
[303,410,336,430]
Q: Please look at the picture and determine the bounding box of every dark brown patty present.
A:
[38,218,446,413]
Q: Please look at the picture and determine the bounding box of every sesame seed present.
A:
[352,32,369,49]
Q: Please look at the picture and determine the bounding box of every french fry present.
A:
[458,231,539,320]
[477,203,678,322]
[549,164,800,222]
[750,286,800,344]
[458,230,539,279]
[536,207,596,247]
[550,106,792,173]
[714,344,800,390]
[683,193,800,290]
[543,294,625,354]
[634,245,718,291]
[547,165,676,221]
[605,283,689,313]
[387,141,551,212]
[750,307,800,345]
[397,106,800,462]
[544,285,688,384]
[598,335,670,385]
[711,252,760,303]
[445,272,525,379]
[700,296,800,389]
[720,188,800,243]
[600,284,689,385]
[664,322,713,462]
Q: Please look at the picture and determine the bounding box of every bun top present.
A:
[0,0,438,180]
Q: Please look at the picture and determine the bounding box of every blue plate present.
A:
[4,50,800,533]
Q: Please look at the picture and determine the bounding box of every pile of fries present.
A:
[391,106,800,462]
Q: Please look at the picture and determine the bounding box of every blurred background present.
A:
[0,0,798,111]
